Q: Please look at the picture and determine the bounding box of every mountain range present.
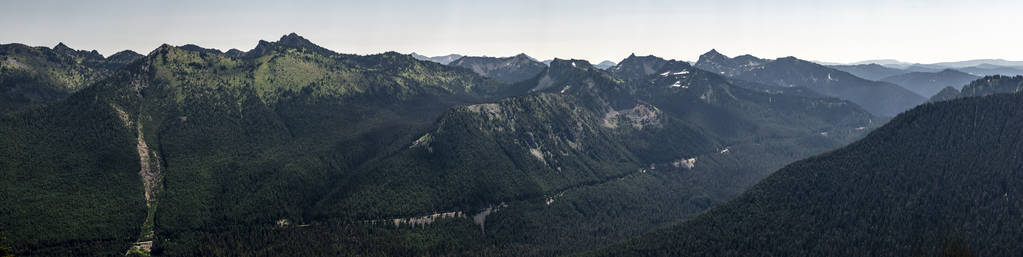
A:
[879,69,979,97]
[3,33,1023,257]
[929,75,1023,102]
[694,49,925,117]
[1,33,508,256]
[0,42,143,114]
[589,77,1023,257]
[447,54,547,83]
[410,52,464,65]
[828,63,910,81]
[826,59,1023,77]
[0,34,884,256]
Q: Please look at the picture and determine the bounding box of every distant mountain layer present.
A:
[590,85,1023,257]
[848,59,914,68]
[880,69,978,97]
[695,50,925,117]
[448,54,546,83]
[929,86,961,102]
[829,63,910,81]
[832,59,1023,77]
[930,75,1023,102]
[959,65,1023,76]
[0,43,142,114]
[930,59,1023,68]
[411,52,464,64]
[594,60,616,69]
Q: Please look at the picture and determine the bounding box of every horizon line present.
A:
[4,33,1022,67]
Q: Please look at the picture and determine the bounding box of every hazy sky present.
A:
[2,0,1021,64]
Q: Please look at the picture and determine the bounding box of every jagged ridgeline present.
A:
[695,50,926,117]
[289,58,875,255]
[0,33,503,256]
[587,88,1023,257]
[0,42,143,114]
[2,34,877,256]
[447,53,547,84]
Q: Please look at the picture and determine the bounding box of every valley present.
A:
[1,18,1021,256]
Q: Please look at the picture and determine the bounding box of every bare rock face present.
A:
[449,54,547,83]
[602,103,662,129]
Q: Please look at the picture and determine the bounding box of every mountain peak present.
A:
[51,42,104,60]
[109,49,140,56]
[178,44,223,55]
[549,58,591,69]
[224,49,245,57]
[698,49,730,63]
[595,60,617,70]
[278,32,313,47]
[734,54,757,59]
[147,44,176,57]
[246,33,335,58]
[106,50,144,63]
[53,42,72,51]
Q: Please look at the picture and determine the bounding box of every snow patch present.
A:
[670,80,688,88]
[661,70,690,76]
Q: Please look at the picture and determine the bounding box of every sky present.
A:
[1,0,1021,64]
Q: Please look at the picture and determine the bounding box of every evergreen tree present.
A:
[0,228,14,257]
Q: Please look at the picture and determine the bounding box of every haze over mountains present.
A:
[694,49,925,117]
[590,76,1023,257]
[879,69,979,97]
[827,58,1023,77]
[2,33,1023,257]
